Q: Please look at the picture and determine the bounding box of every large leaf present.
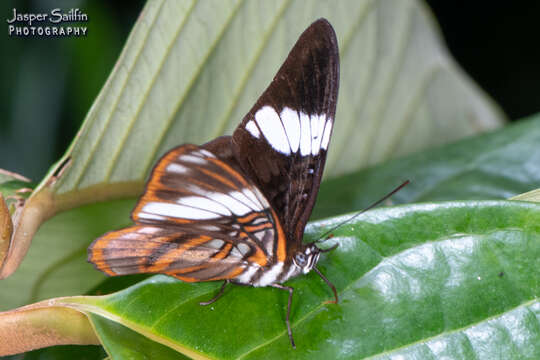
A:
[2,200,536,358]
[0,0,504,278]
[10,345,106,360]
[89,314,189,360]
[51,0,503,197]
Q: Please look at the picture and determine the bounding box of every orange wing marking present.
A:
[207,157,251,189]
[270,207,287,262]
[146,235,211,272]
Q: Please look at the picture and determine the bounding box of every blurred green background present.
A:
[1,0,145,181]
[1,1,539,181]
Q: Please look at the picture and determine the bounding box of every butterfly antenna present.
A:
[316,180,410,242]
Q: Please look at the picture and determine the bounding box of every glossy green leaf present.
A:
[314,113,540,219]
[90,314,189,360]
[9,345,105,360]
[53,200,539,359]
[3,0,504,279]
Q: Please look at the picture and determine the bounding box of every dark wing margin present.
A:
[231,19,340,248]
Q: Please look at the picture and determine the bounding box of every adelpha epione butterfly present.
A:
[88,18,339,348]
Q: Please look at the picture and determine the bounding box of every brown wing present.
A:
[88,144,287,282]
[231,19,339,249]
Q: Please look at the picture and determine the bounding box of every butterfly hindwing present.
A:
[231,19,339,246]
[88,144,288,281]
[88,225,245,281]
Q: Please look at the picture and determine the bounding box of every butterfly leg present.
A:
[313,266,338,304]
[272,284,296,349]
[199,280,230,306]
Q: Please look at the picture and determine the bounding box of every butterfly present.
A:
[88,18,339,349]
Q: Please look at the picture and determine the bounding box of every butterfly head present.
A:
[293,244,321,274]
[293,243,339,304]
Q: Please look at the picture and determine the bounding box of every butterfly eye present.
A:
[294,253,307,267]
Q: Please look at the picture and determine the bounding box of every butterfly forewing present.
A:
[231,19,339,247]
[89,144,288,281]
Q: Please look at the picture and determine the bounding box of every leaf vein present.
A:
[70,0,168,189]
[102,0,199,183]
[140,0,247,177]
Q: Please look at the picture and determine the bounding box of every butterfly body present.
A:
[88,18,339,348]
[233,243,321,287]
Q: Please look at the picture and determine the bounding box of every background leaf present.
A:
[51,0,503,201]
[1,0,504,278]
[90,314,189,360]
[47,200,539,358]
[314,113,540,219]
[0,170,32,206]
[7,345,106,360]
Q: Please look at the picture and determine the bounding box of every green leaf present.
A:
[51,200,538,359]
[314,113,540,219]
[0,170,32,194]
[0,169,33,208]
[90,314,189,360]
[12,345,105,360]
[2,0,504,278]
